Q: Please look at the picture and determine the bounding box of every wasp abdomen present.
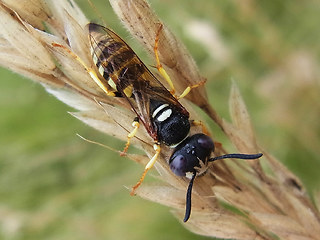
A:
[89,24,146,94]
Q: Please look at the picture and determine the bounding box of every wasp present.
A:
[55,22,263,222]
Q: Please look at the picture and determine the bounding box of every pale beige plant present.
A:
[0,0,319,239]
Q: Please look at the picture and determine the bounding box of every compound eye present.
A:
[169,154,187,177]
[197,134,214,151]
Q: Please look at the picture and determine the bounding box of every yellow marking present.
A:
[177,87,191,99]
[98,65,104,76]
[108,77,117,90]
[154,24,175,95]
[152,103,169,118]
[153,25,207,99]
[159,67,175,93]
[123,85,133,98]
[177,79,207,100]
[52,43,116,97]
[131,143,161,195]
[121,120,140,156]
[88,71,116,97]
[145,144,161,169]
[157,108,172,122]
[185,171,195,179]
[92,54,98,65]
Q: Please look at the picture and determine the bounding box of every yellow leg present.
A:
[153,26,206,99]
[130,143,161,195]
[121,118,140,156]
[192,120,210,136]
[52,43,116,97]
[154,24,175,95]
[177,79,206,100]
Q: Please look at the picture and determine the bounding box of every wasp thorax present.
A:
[169,134,214,177]
[150,100,190,146]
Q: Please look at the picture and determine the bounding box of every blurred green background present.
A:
[0,0,319,239]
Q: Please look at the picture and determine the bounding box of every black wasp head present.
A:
[169,133,263,222]
[169,133,214,177]
[169,133,213,222]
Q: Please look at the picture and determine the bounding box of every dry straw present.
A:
[0,0,319,239]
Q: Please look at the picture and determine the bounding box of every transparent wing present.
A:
[87,23,188,140]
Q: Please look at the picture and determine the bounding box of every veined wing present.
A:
[87,23,189,140]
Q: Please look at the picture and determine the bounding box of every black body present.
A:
[88,23,263,223]
[149,100,190,146]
